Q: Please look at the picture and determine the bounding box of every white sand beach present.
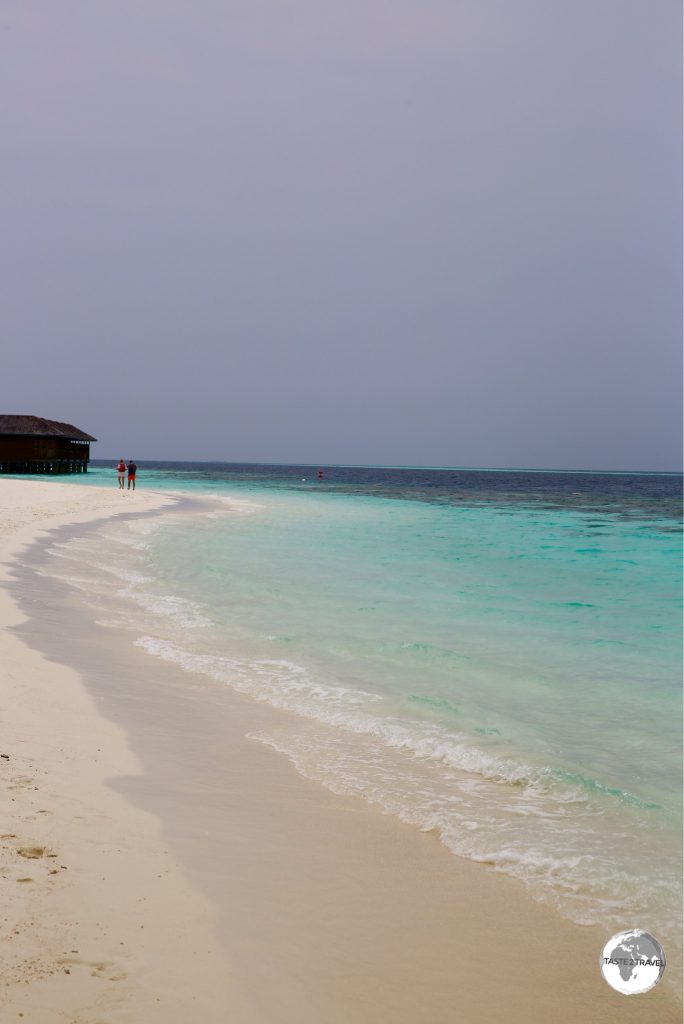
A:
[0,479,679,1023]
[0,480,255,1022]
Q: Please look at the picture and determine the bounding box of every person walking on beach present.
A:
[127,460,138,490]
[116,459,126,489]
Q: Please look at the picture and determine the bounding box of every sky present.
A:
[1,0,681,470]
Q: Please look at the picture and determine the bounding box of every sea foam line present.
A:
[133,636,569,793]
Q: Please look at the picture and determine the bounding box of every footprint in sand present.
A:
[57,957,127,982]
[90,962,127,982]
[17,846,48,859]
[8,776,35,790]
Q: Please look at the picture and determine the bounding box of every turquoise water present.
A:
[36,465,682,959]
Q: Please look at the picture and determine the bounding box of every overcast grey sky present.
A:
[2,1,681,470]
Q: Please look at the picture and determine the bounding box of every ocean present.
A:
[32,462,684,960]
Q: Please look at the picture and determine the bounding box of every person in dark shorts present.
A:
[127,460,138,490]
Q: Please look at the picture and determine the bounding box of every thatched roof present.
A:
[0,416,96,442]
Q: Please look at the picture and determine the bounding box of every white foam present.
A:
[121,591,211,629]
[134,637,381,710]
[246,724,681,961]
[109,568,154,585]
[132,637,553,790]
[201,495,265,514]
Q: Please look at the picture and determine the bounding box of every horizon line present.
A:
[89,458,683,477]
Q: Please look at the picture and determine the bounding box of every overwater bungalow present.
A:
[0,415,96,474]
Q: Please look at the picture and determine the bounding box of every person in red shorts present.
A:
[127,460,138,490]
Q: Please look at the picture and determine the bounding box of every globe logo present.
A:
[600,930,666,995]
